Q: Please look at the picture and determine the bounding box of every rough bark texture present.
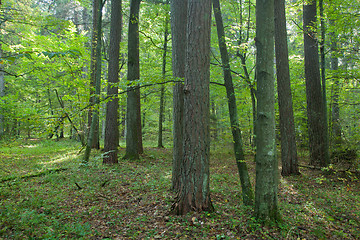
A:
[171,0,214,215]
[212,0,254,206]
[303,0,329,167]
[170,0,187,192]
[254,0,281,223]
[274,0,299,176]
[103,0,122,164]
[124,0,143,160]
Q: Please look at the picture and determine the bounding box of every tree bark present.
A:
[212,0,254,206]
[124,0,143,160]
[83,0,103,163]
[171,0,214,215]
[170,0,187,192]
[103,0,122,164]
[254,0,281,223]
[303,0,330,167]
[87,0,102,150]
[274,0,299,176]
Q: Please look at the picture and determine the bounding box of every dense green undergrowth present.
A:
[0,139,359,239]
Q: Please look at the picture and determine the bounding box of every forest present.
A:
[0,0,359,239]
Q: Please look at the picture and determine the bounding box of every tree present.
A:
[212,0,253,206]
[171,0,214,215]
[170,0,187,191]
[87,0,103,150]
[83,0,104,163]
[329,18,342,148]
[157,2,170,149]
[254,0,281,223]
[303,0,329,167]
[0,44,4,138]
[124,0,143,160]
[103,0,122,164]
[274,0,299,176]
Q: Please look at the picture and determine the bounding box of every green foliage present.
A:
[0,139,359,239]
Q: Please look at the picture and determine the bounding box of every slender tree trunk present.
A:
[303,0,329,167]
[170,0,187,192]
[329,19,342,147]
[254,0,281,223]
[274,0,299,176]
[319,0,330,160]
[0,44,5,138]
[103,0,122,164]
[84,0,103,163]
[212,0,254,206]
[171,0,214,215]
[87,0,102,150]
[124,0,143,160]
[158,6,169,149]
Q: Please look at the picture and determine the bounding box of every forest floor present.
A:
[0,138,359,239]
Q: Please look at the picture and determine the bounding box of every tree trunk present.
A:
[212,0,254,206]
[303,0,329,167]
[274,0,299,176]
[329,19,342,148]
[83,0,103,163]
[87,0,102,150]
[254,0,281,223]
[124,0,143,160]
[158,6,169,149]
[170,0,187,192]
[103,0,122,164]
[171,0,214,215]
[0,44,5,138]
[319,0,330,159]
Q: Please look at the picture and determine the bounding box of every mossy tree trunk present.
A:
[212,0,254,206]
[254,0,281,223]
[84,0,103,163]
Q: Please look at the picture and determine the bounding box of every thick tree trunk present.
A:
[124,0,143,160]
[171,0,214,215]
[158,8,169,149]
[274,0,299,176]
[254,0,281,223]
[170,0,187,192]
[83,0,103,163]
[303,0,330,167]
[103,0,122,164]
[212,0,254,206]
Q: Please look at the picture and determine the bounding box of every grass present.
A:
[0,138,359,239]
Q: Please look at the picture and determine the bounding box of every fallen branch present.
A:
[0,167,68,183]
[299,164,360,174]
